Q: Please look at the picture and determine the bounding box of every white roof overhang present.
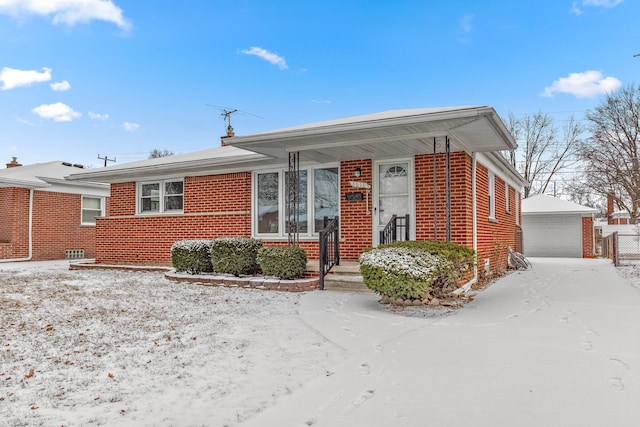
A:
[225,106,517,162]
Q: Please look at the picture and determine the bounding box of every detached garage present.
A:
[522,194,597,258]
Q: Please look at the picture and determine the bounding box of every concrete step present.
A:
[322,273,371,292]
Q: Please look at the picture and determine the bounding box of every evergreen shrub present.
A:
[359,246,450,301]
[170,239,214,274]
[210,237,263,276]
[257,246,308,280]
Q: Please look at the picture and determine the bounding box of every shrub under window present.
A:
[171,240,213,274]
[257,246,307,280]
[210,237,263,277]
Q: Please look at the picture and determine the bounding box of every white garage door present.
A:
[522,214,582,257]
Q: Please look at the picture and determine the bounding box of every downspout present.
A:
[0,188,34,263]
[453,153,478,295]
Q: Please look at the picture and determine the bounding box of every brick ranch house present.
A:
[66,107,526,282]
[0,158,110,261]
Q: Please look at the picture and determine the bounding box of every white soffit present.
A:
[226,106,517,162]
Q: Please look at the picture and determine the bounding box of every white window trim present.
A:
[505,183,510,213]
[137,178,184,215]
[80,195,105,226]
[488,173,496,220]
[253,164,340,238]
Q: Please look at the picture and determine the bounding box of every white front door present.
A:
[373,159,414,246]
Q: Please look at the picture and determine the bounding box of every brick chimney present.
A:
[220,129,235,147]
[607,193,615,225]
[6,157,22,168]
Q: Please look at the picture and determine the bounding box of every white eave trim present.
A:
[65,152,269,183]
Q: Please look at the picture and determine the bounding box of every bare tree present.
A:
[580,83,640,222]
[149,149,174,159]
[504,112,583,198]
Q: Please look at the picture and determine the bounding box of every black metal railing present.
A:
[379,214,410,245]
[319,216,339,290]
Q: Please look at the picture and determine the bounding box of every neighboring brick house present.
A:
[0,158,110,261]
[67,106,526,279]
[606,193,632,225]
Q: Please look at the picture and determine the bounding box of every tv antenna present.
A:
[206,104,263,136]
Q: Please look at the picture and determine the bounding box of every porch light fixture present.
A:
[354,167,361,177]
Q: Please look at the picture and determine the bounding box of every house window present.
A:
[314,167,339,232]
[255,166,339,237]
[81,196,103,225]
[506,184,510,213]
[139,179,183,213]
[488,173,495,219]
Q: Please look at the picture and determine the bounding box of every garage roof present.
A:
[522,194,597,215]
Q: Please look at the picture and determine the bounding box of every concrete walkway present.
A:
[244,258,640,426]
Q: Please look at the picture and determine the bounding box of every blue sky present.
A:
[0,0,637,168]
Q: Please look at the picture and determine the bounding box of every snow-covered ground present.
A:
[0,261,341,426]
[2,258,640,426]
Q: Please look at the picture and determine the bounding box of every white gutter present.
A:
[454,153,478,295]
[0,189,33,263]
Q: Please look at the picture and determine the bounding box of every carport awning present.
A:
[225,106,517,163]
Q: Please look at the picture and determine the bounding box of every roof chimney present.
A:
[6,157,22,168]
[607,193,615,225]
[220,132,234,147]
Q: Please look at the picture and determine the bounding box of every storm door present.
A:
[373,159,414,246]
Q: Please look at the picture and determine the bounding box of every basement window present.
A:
[138,179,184,214]
[81,196,104,225]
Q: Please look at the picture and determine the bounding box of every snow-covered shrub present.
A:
[380,240,475,277]
[170,239,214,274]
[210,237,263,277]
[257,246,307,280]
[359,247,451,301]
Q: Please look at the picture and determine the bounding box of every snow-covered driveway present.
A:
[245,257,640,426]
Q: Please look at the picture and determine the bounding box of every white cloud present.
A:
[459,14,474,33]
[123,122,139,131]
[32,102,81,122]
[571,0,623,14]
[571,2,583,14]
[89,111,109,120]
[240,46,288,70]
[583,0,623,7]
[0,0,131,29]
[0,67,52,90]
[311,99,331,104]
[50,80,70,91]
[542,70,622,98]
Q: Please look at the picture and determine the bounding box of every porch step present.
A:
[323,274,371,292]
[322,261,372,293]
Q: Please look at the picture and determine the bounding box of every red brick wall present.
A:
[96,155,520,275]
[0,187,30,258]
[475,162,521,274]
[340,160,373,260]
[96,172,253,265]
[582,216,594,258]
[0,188,106,261]
[31,191,100,260]
[415,152,473,245]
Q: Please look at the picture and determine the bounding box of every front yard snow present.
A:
[0,266,342,426]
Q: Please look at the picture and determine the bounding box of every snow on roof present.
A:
[66,145,270,184]
[0,161,104,189]
[247,106,483,135]
[522,194,598,215]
